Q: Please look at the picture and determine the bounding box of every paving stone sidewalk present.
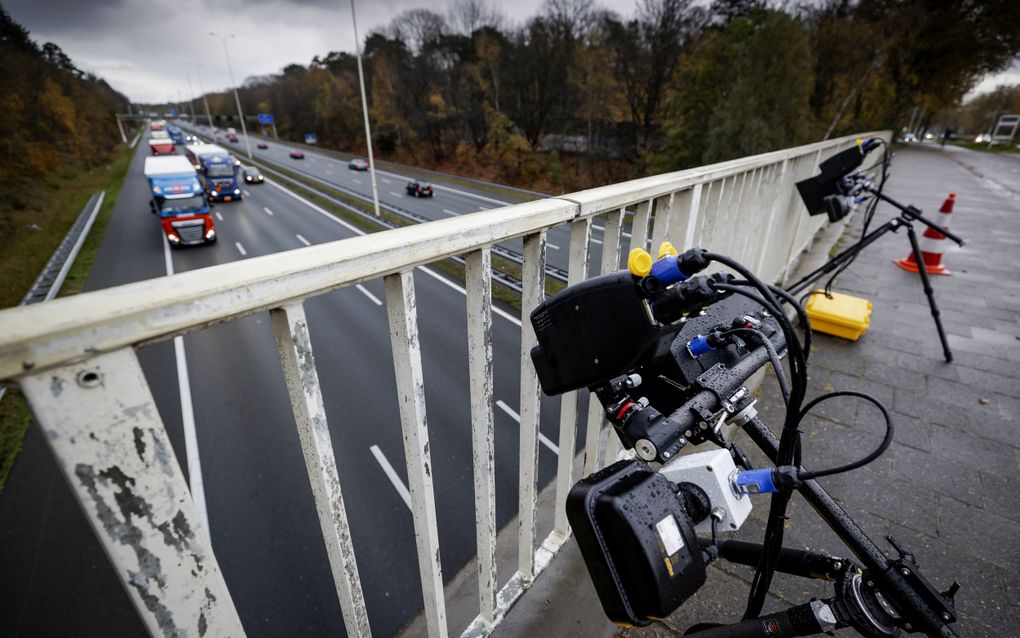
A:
[496,145,1019,638]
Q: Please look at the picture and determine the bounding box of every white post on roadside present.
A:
[209,33,253,160]
[115,114,127,144]
[350,0,381,217]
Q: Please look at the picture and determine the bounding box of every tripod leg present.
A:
[905,224,953,362]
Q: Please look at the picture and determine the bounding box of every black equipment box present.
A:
[566,460,706,627]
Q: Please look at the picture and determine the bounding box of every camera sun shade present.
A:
[566,460,706,627]
[796,143,867,223]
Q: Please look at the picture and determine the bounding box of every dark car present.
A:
[226,133,239,143]
[349,158,369,171]
[406,180,434,197]
[290,150,305,159]
[241,165,263,184]
[257,142,269,149]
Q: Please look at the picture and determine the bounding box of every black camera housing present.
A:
[567,459,706,627]
[796,144,868,222]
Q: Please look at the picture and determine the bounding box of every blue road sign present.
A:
[258,113,275,125]
[304,133,317,144]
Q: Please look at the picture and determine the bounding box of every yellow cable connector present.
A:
[658,241,678,258]
[628,248,653,277]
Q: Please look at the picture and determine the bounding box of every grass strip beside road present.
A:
[0,141,135,492]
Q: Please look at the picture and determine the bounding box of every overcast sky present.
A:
[5,0,1017,104]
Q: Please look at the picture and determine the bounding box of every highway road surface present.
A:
[0,131,589,637]
[189,123,628,275]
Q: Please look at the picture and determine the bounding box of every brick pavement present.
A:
[496,145,1019,637]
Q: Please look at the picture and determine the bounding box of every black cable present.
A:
[704,252,807,620]
[796,391,894,480]
[730,280,813,360]
[724,327,791,404]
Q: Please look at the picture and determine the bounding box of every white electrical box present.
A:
[658,448,752,535]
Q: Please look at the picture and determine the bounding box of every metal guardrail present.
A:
[0,131,889,638]
[22,191,106,304]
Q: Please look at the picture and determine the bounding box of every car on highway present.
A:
[290,150,305,159]
[406,179,434,197]
[257,142,269,149]
[349,158,369,171]
[241,166,264,184]
[226,133,239,143]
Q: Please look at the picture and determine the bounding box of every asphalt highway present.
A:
[188,124,628,275]
[0,133,582,637]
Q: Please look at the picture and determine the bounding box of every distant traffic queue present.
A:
[143,155,217,246]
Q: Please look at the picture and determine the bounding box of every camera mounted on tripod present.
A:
[527,235,961,636]
[796,138,883,223]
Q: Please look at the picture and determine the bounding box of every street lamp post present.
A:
[350,0,381,217]
[190,62,215,131]
[210,32,253,160]
[184,70,198,122]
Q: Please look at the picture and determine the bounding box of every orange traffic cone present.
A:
[894,193,955,275]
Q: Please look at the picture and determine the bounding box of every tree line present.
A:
[0,6,131,210]
[188,0,1019,192]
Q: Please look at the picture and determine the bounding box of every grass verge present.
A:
[0,140,135,493]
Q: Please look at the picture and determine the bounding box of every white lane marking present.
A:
[266,177,365,236]
[441,209,458,216]
[235,241,247,256]
[590,237,603,245]
[389,191,404,198]
[592,223,632,239]
[296,234,311,246]
[418,265,521,327]
[478,206,490,211]
[381,178,392,184]
[370,445,411,509]
[547,243,561,250]
[356,284,383,306]
[496,400,559,455]
[266,177,522,326]
[352,178,362,184]
[215,211,223,221]
[162,236,210,544]
[263,207,274,216]
[243,190,250,197]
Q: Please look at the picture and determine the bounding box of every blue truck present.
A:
[144,155,217,246]
[166,123,186,146]
[184,143,243,202]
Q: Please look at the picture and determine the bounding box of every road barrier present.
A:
[0,131,888,638]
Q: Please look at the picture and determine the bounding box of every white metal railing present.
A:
[0,131,888,637]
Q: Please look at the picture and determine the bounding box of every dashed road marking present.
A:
[296,234,311,246]
[356,284,383,306]
[389,191,404,198]
[235,242,247,256]
[243,190,250,197]
[370,445,411,509]
[442,209,458,216]
[263,207,274,216]
[215,211,223,221]
[496,400,559,455]
[548,243,561,250]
